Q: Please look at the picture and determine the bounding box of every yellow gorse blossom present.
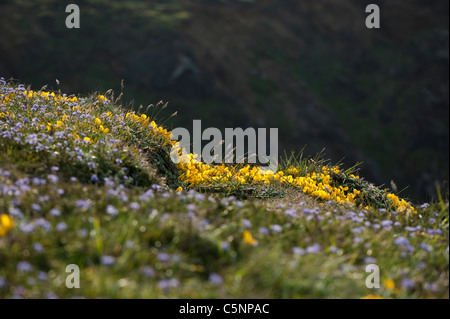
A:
[0,214,14,236]
[121,109,416,213]
[243,230,258,246]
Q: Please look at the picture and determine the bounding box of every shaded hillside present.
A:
[0,0,448,201]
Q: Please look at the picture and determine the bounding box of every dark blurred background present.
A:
[0,0,448,202]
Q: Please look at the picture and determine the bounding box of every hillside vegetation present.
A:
[0,79,448,298]
[1,0,448,202]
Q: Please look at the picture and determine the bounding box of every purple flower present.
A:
[157,253,171,263]
[292,247,306,256]
[242,219,252,229]
[35,218,51,232]
[394,236,410,246]
[75,200,91,209]
[401,278,415,289]
[427,229,443,236]
[129,202,140,211]
[141,266,155,278]
[208,273,223,285]
[381,220,393,227]
[100,255,115,266]
[106,205,118,216]
[220,241,230,251]
[33,243,44,253]
[17,261,33,273]
[186,204,196,212]
[303,208,317,215]
[424,282,438,292]
[420,203,430,209]
[20,222,35,233]
[37,271,48,281]
[9,207,23,218]
[47,174,58,183]
[56,222,67,232]
[420,242,433,252]
[363,257,377,264]
[306,243,321,254]
[158,278,179,291]
[329,246,338,253]
[31,203,41,212]
[78,228,88,237]
[258,227,269,235]
[49,208,61,217]
[285,209,297,218]
[352,227,365,234]
[270,224,283,233]
[0,276,6,288]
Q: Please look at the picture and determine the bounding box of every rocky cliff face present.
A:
[0,0,448,201]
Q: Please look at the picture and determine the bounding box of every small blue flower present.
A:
[221,241,230,252]
[31,203,41,212]
[242,219,252,229]
[394,236,410,246]
[33,243,44,253]
[100,255,115,266]
[363,257,377,264]
[56,222,67,232]
[292,247,306,256]
[420,242,433,252]
[158,278,179,291]
[258,227,269,235]
[106,205,118,216]
[157,253,171,262]
[49,208,61,217]
[270,224,283,233]
[306,243,321,254]
[129,202,140,211]
[208,273,223,285]
[17,261,33,273]
[141,266,155,278]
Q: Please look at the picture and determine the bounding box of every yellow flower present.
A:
[176,187,183,192]
[243,230,258,246]
[384,278,395,291]
[360,295,383,299]
[95,118,102,126]
[0,214,14,236]
[83,137,92,143]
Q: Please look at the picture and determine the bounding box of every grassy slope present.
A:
[0,81,448,298]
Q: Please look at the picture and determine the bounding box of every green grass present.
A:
[0,80,448,298]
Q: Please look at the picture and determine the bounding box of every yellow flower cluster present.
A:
[124,111,416,212]
[93,117,110,134]
[177,155,361,204]
[1,90,79,103]
[125,112,172,145]
[0,214,14,236]
[387,193,416,214]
